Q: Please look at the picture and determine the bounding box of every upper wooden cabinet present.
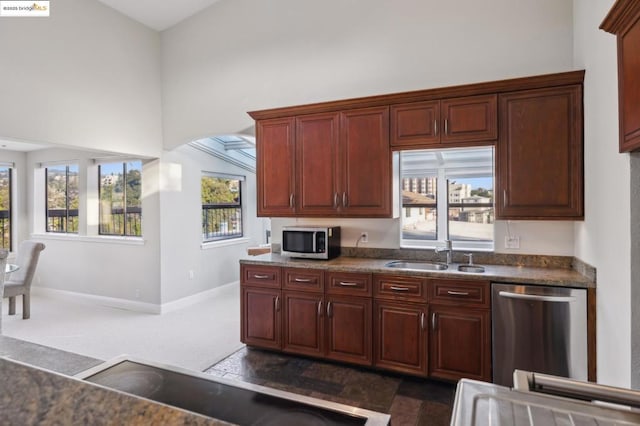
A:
[390,94,497,148]
[601,0,640,152]
[250,70,584,220]
[256,107,392,217]
[256,118,296,216]
[496,85,583,220]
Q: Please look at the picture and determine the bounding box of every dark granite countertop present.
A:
[240,253,595,288]
[0,357,232,425]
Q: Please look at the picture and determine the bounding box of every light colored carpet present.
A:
[1,283,243,372]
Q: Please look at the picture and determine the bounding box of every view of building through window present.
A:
[201,174,243,242]
[0,166,11,249]
[401,147,494,249]
[46,164,79,233]
[99,161,142,236]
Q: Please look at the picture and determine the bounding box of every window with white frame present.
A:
[99,161,142,236]
[46,164,79,233]
[0,165,12,250]
[201,173,243,242]
[400,147,494,250]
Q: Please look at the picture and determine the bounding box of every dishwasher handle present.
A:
[498,290,576,303]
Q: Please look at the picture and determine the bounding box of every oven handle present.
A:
[498,291,576,303]
[516,371,640,408]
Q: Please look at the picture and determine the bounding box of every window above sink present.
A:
[400,146,494,252]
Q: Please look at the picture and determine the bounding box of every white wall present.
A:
[162,0,577,256]
[0,0,163,158]
[162,0,574,149]
[159,145,266,303]
[573,0,631,387]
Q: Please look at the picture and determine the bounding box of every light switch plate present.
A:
[505,235,520,249]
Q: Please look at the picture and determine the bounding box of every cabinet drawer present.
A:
[373,274,427,303]
[430,279,489,307]
[241,265,281,288]
[326,272,372,296]
[283,268,324,293]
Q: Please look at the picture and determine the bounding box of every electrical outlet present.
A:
[360,232,368,243]
[505,235,520,249]
[188,270,195,280]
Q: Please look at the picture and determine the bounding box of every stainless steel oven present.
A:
[452,371,640,425]
[76,355,389,425]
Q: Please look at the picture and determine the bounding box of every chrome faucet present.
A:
[435,240,453,264]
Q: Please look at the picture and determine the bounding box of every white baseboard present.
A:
[160,281,239,314]
[31,281,239,315]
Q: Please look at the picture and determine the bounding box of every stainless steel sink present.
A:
[457,264,486,273]
[384,260,449,271]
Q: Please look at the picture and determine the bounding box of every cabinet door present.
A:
[390,101,440,147]
[282,291,324,357]
[256,118,296,216]
[429,305,491,381]
[296,113,340,215]
[241,287,281,350]
[374,301,428,376]
[441,94,497,144]
[497,85,583,219]
[325,295,372,366]
[339,107,391,216]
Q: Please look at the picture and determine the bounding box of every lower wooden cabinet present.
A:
[374,301,428,376]
[282,291,324,357]
[241,286,282,350]
[326,295,372,366]
[241,265,492,382]
[429,305,491,382]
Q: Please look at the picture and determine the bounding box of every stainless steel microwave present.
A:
[281,226,341,260]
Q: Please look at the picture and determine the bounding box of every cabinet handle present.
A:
[434,119,438,136]
[431,312,437,331]
[342,192,348,207]
[390,286,409,292]
[294,278,313,283]
[334,192,339,208]
[444,118,448,135]
[338,281,358,287]
[420,312,425,330]
[503,190,508,208]
[289,193,295,208]
[327,301,332,317]
[275,296,280,312]
[447,290,470,296]
[317,300,323,316]
[253,274,270,279]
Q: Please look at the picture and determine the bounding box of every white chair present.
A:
[3,240,45,320]
[0,249,9,333]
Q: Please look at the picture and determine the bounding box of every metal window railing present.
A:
[0,210,9,249]
[46,209,79,233]
[202,204,242,241]
[99,206,142,236]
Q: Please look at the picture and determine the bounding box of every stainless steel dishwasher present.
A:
[491,283,587,387]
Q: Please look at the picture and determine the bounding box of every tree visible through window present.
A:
[99,161,142,236]
[46,165,79,233]
[202,174,243,242]
[0,166,11,249]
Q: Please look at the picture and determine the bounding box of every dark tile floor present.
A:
[204,347,456,426]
